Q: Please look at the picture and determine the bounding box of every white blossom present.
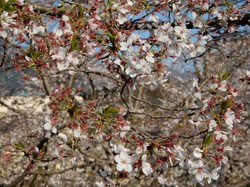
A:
[149,14,159,23]
[43,120,57,133]
[136,142,149,154]
[141,154,153,176]
[214,131,228,143]
[189,160,208,182]
[174,25,190,39]
[58,133,68,144]
[207,167,220,184]
[31,25,45,35]
[145,53,155,63]
[114,151,133,172]
[208,120,217,132]
[66,51,79,66]
[117,15,127,24]
[224,111,235,129]
[135,59,152,74]
[192,148,203,159]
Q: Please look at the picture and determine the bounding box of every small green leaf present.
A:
[87,128,95,135]
[3,0,16,12]
[0,0,5,9]
[202,134,213,148]
[4,0,16,7]
[219,70,230,82]
[103,106,118,117]
[221,98,232,111]
[57,5,67,14]
[70,33,80,50]
[78,6,84,18]
[108,32,115,41]
[14,141,25,151]
[27,47,36,59]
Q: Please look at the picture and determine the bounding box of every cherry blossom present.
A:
[189,160,208,182]
[114,151,133,173]
[192,148,203,159]
[31,25,45,35]
[214,131,228,144]
[0,0,247,185]
[57,133,68,144]
[51,47,66,61]
[44,117,57,134]
[224,111,236,129]
[135,59,152,74]
[66,51,80,66]
[119,41,132,51]
[174,145,187,167]
[149,14,159,23]
[208,120,217,132]
[141,154,153,176]
[136,141,149,154]
[211,80,227,92]
[207,167,220,184]
[112,144,130,154]
[44,122,57,134]
[174,25,190,39]
[145,53,155,63]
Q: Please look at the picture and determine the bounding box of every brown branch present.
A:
[0,39,8,67]
[122,13,250,31]
[68,72,79,89]
[120,78,131,112]
[41,73,52,96]
[27,0,250,34]
[5,164,31,187]
[27,163,86,176]
[184,49,208,63]
[179,129,208,139]
[128,111,195,119]
[0,100,27,117]
[131,94,201,112]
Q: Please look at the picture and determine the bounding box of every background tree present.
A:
[0,0,249,186]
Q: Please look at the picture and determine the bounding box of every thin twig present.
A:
[128,111,196,119]
[0,100,27,117]
[131,94,201,111]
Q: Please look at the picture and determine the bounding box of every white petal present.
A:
[208,120,217,132]
[142,162,153,176]
[141,154,147,161]
[52,127,57,134]
[114,155,121,163]
[193,148,203,158]
[125,163,132,172]
[210,171,219,180]
[120,151,129,161]
[196,172,205,182]
[224,146,233,152]
[116,163,124,171]
[58,133,68,143]
[73,129,81,138]
[44,122,52,130]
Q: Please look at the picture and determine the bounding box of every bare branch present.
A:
[0,100,27,117]
[128,111,196,119]
[131,94,201,112]
[41,74,52,96]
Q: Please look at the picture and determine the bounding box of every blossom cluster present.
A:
[0,0,247,186]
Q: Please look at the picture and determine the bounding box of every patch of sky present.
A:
[134,30,150,39]
[15,35,30,49]
[52,0,61,7]
[46,18,59,32]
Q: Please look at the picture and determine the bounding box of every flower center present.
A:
[122,159,127,164]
